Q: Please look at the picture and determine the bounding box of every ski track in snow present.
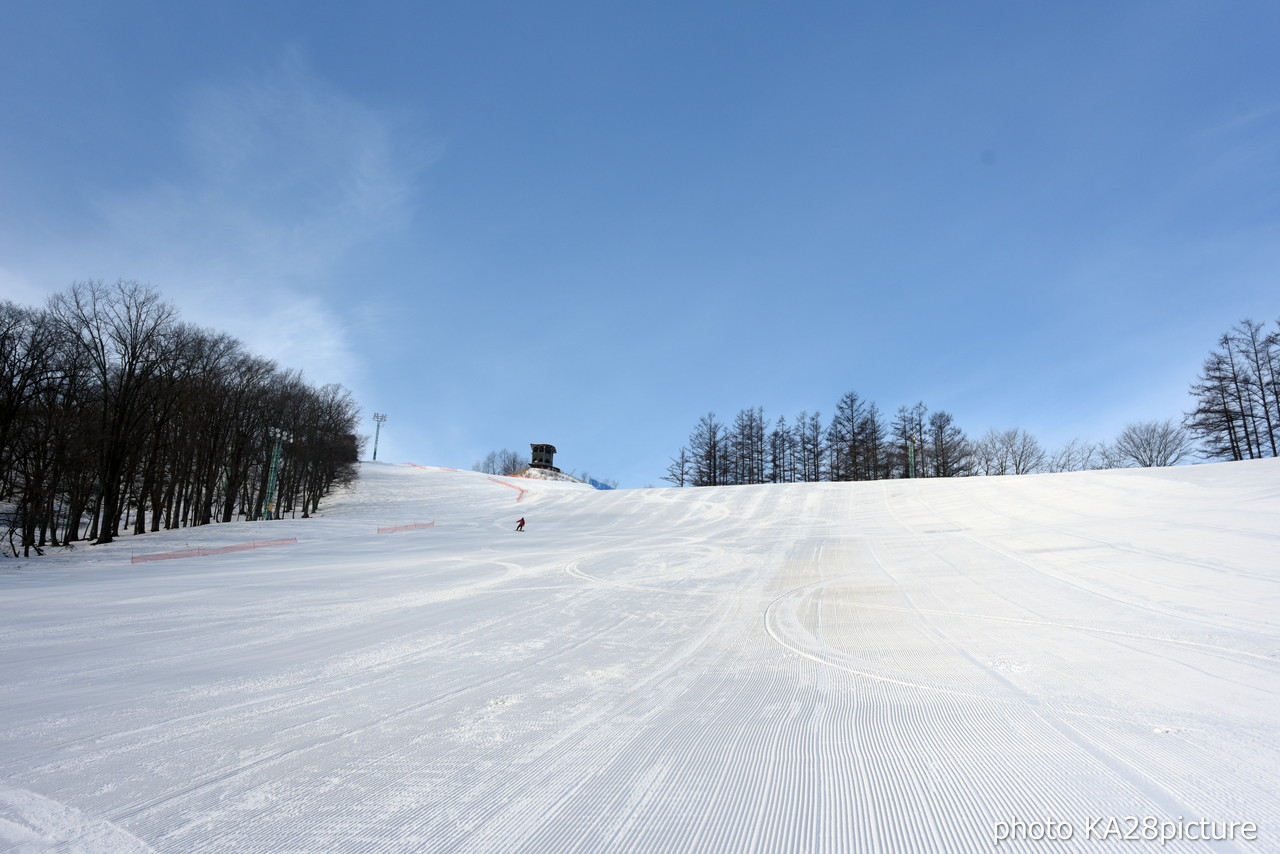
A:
[2,460,1279,853]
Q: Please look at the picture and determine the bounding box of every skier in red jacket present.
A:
[515,517,525,532]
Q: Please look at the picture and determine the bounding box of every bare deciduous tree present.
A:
[48,281,179,544]
[472,448,529,476]
[1113,419,1194,468]
[662,446,691,487]
[973,428,1044,476]
[496,448,527,475]
[1047,438,1118,473]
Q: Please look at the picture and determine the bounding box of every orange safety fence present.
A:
[377,522,436,534]
[488,477,529,502]
[131,538,298,564]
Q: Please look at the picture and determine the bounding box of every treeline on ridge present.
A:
[1,280,362,557]
[666,317,1280,487]
[665,397,1051,487]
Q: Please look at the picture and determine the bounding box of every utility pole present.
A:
[372,413,387,461]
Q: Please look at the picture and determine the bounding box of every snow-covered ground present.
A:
[2,460,1278,853]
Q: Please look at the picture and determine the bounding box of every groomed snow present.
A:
[2,460,1278,853]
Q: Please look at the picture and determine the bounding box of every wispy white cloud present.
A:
[19,47,427,391]
[161,47,419,276]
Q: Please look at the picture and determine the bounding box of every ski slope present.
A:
[2,460,1279,853]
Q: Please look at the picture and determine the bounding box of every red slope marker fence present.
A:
[487,477,529,502]
[376,522,436,534]
[132,538,297,564]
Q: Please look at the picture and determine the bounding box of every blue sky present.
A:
[2,1,1277,486]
